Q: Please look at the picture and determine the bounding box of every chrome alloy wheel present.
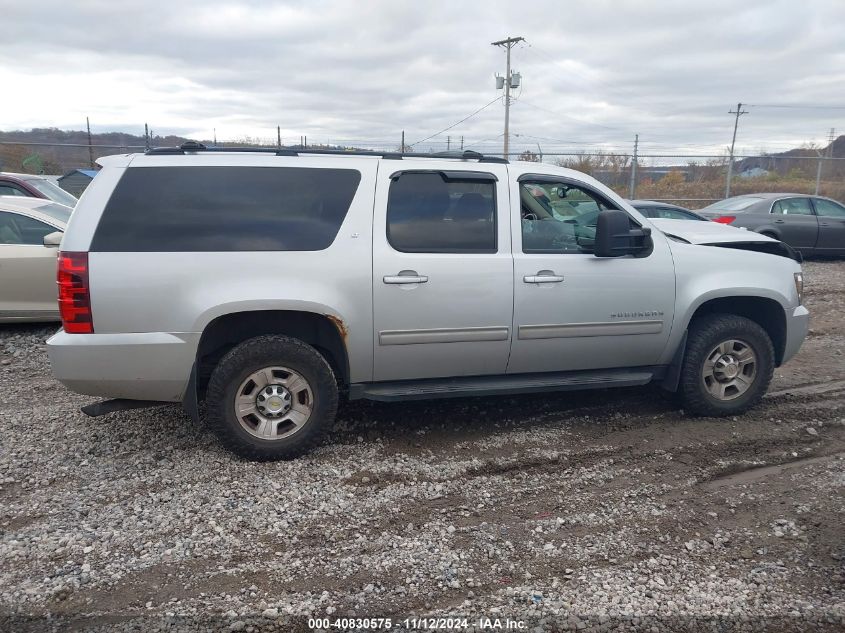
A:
[701,339,757,401]
[234,367,313,440]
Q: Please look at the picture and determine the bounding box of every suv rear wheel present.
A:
[679,313,774,416]
[205,335,338,460]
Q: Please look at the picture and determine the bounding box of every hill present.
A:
[0,128,197,174]
[0,128,359,175]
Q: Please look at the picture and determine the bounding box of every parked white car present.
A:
[0,196,70,322]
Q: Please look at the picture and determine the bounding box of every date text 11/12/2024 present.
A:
[307,617,527,630]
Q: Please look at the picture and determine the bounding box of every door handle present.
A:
[524,271,565,284]
[819,222,829,227]
[774,219,785,223]
[383,271,429,284]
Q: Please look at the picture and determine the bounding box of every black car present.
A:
[698,194,845,256]
[571,200,708,231]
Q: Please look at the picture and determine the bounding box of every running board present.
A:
[350,367,660,402]
[81,399,170,417]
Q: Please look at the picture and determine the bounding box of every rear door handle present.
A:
[524,271,565,284]
[383,271,429,284]
[774,219,785,223]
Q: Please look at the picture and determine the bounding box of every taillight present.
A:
[712,215,736,224]
[57,251,93,333]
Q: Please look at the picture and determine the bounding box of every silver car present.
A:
[0,196,69,322]
[698,193,845,255]
[46,145,809,460]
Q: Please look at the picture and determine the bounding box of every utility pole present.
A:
[213,128,217,145]
[277,126,281,149]
[86,117,94,168]
[815,127,835,195]
[492,36,524,158]
[447,136,451,151]
[460,136,464,151]
[401,130,405,153]
[536,142,543,162]
[629,134,639,199]
[725,102,748,198]
[144,123,150,151]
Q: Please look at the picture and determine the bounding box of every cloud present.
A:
[1,0,843,155]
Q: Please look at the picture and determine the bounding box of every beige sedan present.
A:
[0,196,71,322]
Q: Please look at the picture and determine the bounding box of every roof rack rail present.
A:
[145,142,508,163]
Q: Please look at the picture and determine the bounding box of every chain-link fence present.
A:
[2,139,843,210]
[514,151,845,209]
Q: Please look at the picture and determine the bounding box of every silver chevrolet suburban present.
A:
[47,144,809,460]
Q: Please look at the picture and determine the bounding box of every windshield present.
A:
[24,178,79,207]
[33,201,72,224]
[701,197,763,212]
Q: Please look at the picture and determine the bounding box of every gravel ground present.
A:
[1,260,844,633]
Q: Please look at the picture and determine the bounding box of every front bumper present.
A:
[47,330,199,402]
[781,305,810,365]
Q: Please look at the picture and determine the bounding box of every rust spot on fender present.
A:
[327,314,348,341]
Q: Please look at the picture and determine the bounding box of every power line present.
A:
[408,96,503,147]
[0,140,146,149]
[749,104,845,110]
[513,132,637,146]
[463,132,505,149]
[515,100,630,133]
[518,42,682,119]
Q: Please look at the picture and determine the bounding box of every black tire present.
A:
[205,335,338,460]
[679,313,774,417]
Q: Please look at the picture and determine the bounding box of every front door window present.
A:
[520,181,616,254]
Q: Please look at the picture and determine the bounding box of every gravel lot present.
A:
[1,260,844,632]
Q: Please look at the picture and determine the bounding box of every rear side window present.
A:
[0,184,27,196]
[91,166,361,252]
[0,211,55,245]
[386,172,497,253]
[771,198,813,216]
[704,197,763,212]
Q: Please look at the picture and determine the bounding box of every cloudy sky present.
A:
[2,0,844,157]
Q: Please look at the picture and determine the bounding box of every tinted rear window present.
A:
[91,166,361,252]
[33,202,72,224]
[386,172,497,253]
[702,197,763,213]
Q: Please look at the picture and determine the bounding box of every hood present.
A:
[648,218,775,245]
[649,218,801,262]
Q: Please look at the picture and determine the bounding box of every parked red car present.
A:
[0,172,78,207]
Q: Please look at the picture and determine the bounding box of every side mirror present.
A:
[594,209,652,258]
[43,231,63,248]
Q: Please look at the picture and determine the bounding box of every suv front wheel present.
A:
[205,335,338,460]
[679,314,775,416]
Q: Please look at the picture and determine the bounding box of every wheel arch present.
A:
[687,296,787,366]
[662,294,787,393]
[194,310,350,401]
